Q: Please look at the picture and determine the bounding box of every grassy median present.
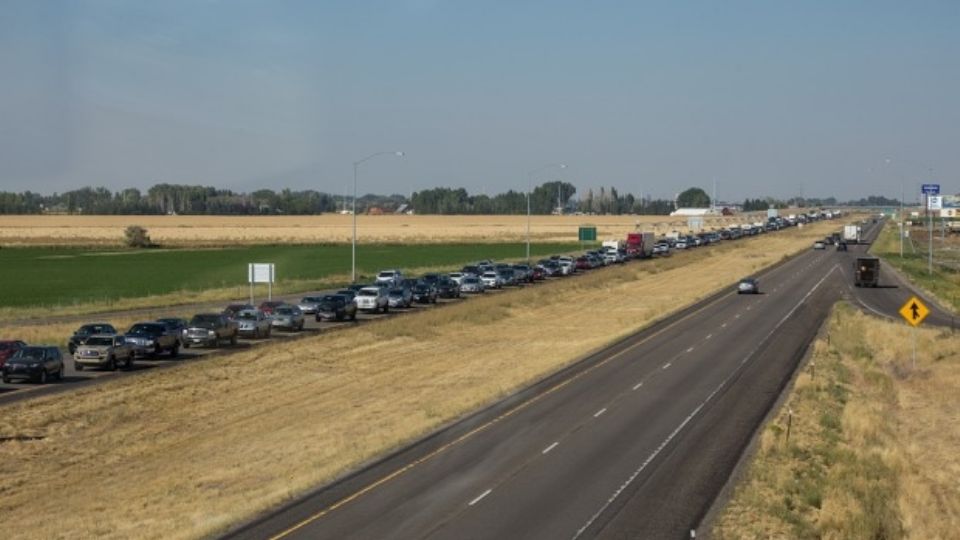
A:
[712,303,960,539]
[0,223,837,540]
[871,221,960,312]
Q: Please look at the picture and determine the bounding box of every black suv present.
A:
[316,295,358,322]
[2,346,63,384]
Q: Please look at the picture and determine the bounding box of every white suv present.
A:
[355,287,389,313]
[376,269,403,287]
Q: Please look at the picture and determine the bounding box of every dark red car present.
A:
[532,266,546,281]
[575,257,591,271]
[0,341,27,369]
[258,301,286,315]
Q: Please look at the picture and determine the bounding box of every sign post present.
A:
[248,263,276,304]
[899,295,930,370]
[578,225,597,250]
[927,192,942,275]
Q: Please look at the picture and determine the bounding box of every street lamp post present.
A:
[353,151,404,282]
[526,163,567,261]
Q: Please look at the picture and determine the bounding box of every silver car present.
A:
[480,271,502,289]
[236,309,272,339]
[271,305,305,331]
[460,276,485,293]
[298,296,324,315]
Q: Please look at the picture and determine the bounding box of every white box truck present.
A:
[843,224,861,244]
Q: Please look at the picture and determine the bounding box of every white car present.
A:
[355,286,390,313]
[558,260,576,274]
[813,241,826,250]
[448,272,466,285]
[459,276,485,293]
[375,270,403,287]
[675,240,688,249]
[480,271,503,289]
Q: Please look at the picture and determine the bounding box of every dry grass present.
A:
[712,303,960,539]
[0,223,836,540]
[0,213,773,246]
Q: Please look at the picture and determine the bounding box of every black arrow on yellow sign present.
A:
[899,296,929,327]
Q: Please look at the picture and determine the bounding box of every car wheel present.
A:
[183,342,191,349]
[230,334,237,346]
[57,365,64,380]
[107,356,117,371]
[351,312,357,321]
[124,355,133,369]
[253,328,260,339]
[151,345,161,359]
[2,375,9,384]
[170,344,179,358]
[75,363,84,372]
[299,321,304,331]
[266,327,272,338]
[38,370,48,384]
[383,304,389,313]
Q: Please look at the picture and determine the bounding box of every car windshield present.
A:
[378,272,395,278]
[302,297,321,303]
[238,312,258,320]
[85,337,114,346]
[14,348,44,360]
[0,342,18,351]
[276,307,295,315]
[191,315,219,324]
[463,278,478,284]
[389,290,403,297]
[79,325,109,334]
[358,290,377,297]
[128,324,161,335]
[483,272,496,277]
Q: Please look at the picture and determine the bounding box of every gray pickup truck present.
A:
[183,313,239,348]
[125,322,181,358]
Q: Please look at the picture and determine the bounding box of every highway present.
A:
[227,219,948,540]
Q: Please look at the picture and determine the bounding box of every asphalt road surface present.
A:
[227,219,951,540]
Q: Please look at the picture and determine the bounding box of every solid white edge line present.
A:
[468,489,492,506]
[571,264,839,540]
[542,442,559,454]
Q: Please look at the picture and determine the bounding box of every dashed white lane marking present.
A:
[746,306,752,311]
[572,263,841,540]
[686,347,694,353]
[594,408,607,418]
[468,489,492,506]
[721,323,727,328]
[662,362,672,370]
[705,334,713,340]
[735,313,741,319]
[542,442,559,455]
[632,382,643,391]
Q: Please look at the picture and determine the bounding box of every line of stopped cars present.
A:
[3,209,842,385]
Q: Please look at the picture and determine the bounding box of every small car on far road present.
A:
[412,283,438,304]
[355,287,389,313]
[2,346,63,384]
[813,241,826,250]
[271,305,305,331]
[737,278,760,294]
[183,314,238,348]
[258,301,286,316]
[298,296,324,315]
[388,287,413,309]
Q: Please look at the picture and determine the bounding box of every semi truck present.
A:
[843,224,862,244]
[626,232,654,259]
[853,257,880,287]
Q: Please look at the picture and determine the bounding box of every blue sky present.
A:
[1,0,957,201]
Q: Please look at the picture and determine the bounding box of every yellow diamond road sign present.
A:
[899,296,929,327]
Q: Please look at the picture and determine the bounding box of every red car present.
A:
[258,301,286,316]
[532,266,546,281]
[0,340,27,369]
[575,257,592,271]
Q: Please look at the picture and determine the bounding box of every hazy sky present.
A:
[1,1,956,201]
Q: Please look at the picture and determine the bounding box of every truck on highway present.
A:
[853,257,880,287]
[843,224,862,244]
[626,232,654,259]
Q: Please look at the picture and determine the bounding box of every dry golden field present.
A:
[713,304,960,539]
[0,213,772,246]
[0,222,835,539]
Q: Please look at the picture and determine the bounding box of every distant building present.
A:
[367,207,385,215]
[669,208,718,217]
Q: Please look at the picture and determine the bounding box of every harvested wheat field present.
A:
[713,304,960,539]
[0,213,771,246]
[0,222,835,539]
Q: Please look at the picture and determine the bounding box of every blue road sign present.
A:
[921,184,940,195]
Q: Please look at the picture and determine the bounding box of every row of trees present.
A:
[0,183,901,216]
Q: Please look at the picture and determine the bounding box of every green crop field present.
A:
[0,243,584,309]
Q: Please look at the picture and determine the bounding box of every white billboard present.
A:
[248,263,275,284]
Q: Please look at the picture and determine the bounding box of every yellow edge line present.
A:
[267,289,734,540]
